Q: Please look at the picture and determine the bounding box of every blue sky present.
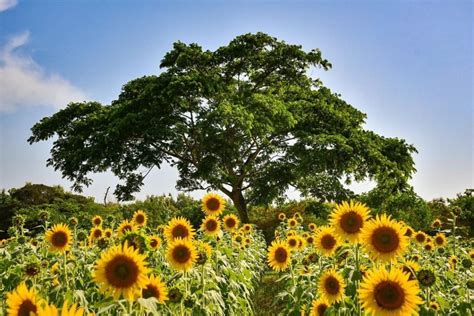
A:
[0,0,472,202]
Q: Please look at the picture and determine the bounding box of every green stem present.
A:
[452,214,456,256]
[354,244,361,316]
[63,254,69,288]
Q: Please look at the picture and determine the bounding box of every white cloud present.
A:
[0,0,18,12]
[0,32,87,112]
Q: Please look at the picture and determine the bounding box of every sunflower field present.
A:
[0,194,473,315]
[267,201,473,315]
[0,193,267,315]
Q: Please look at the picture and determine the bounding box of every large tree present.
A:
[29,33,417,222]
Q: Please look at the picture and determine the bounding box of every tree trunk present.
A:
[231,189,250,223]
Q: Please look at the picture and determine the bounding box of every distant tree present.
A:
[360,186,432,230]
[29,33,417,222]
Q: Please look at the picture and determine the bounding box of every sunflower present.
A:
[314,226,340,257]
[309,298,329,316]
[424,242,434,252]
[201,192,226,216]
[92,215,103,227]
[232,233,244,245]
[318,269,345,304]
[117,220,137,237]
[414,231,427,244]
[93,241,150,300]
[359,266,423,316]
[201,215,221,237]
[222,214,239,232]
[306,235,315,246]
[278,213,286,221]
[330,200,370,243]
[433,233,447,247]
[90,227,103,240]
[166,238,198,272]
[287,230,297,237]
[37,301,85,316]
[149,236,162,249]
[296,235,306,250]
[360,214,408,262]
[308,223,317,231]
[104,228,113,238]
[286,235,300,251]
[6,283,43,316]
[164,217,195,242]
[288,218,298,228]
[45,223,72,253]
[267,240,291,272]
[448,255,458,269]
[196,240,212,257]
[242,224,252,234]
[133,210,148,227]
[431,219,441,229]
[140,275,168,303]
[429,301,440,311]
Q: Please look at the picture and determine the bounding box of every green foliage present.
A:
[28,32,417,222]
[360,187,432,230]
[428,189,474,237]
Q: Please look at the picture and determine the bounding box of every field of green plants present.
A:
[0,191,472,315]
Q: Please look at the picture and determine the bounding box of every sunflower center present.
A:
[94,230,102,238]
[324,276,340,295]
[142,284,159,299]
[106,232,112,238]
[52,231,68,247]
[18,299,36,316]
[435,236,443,245]
[136,214,145,224]
[244,225,251,231]
[172,224,189,238]
[225,218,236,228]
[288,239,297,247]
[122,225,132,233]
[150,239,158,248]
[289,220,296,226]
[415,234,425,243]
[374,281,405,310]
[172,245,191,263]
[404,228,413,237]
[94,218,101,225]
[307,237,314,244]
[274,247,288,263]
[205,220,218,231]
[317,303,328,315]
[321,234,336,250]
[206,198,220,211]
[371,227,399,253]
[340,211,363,234]
[105,255,139,288]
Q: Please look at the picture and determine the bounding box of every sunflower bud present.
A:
[168,288,183,303]
[417,269,436,287]
[25,263,39,276]
[38,210,50,221]
[461,258,472,269]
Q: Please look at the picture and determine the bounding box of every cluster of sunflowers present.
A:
[0,193,267,315]
[267,201,474,315]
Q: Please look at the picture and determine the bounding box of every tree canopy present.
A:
[29,32,417,222]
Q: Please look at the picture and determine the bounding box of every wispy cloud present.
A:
[0,32,87,112]
[0,0,18,12]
